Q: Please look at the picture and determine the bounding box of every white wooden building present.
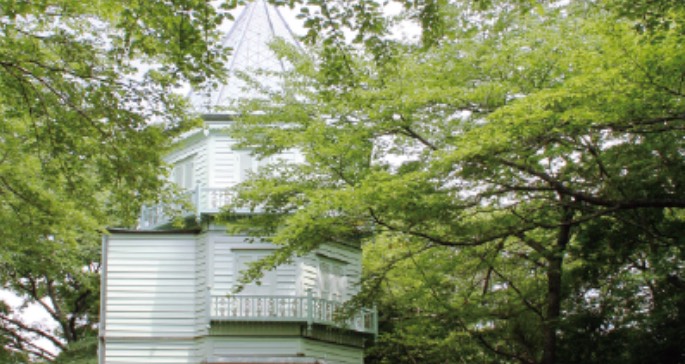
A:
[98,2,376,363]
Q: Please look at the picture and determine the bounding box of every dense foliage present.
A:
[225,1,685,363]
[2,0,683,362]
[0,0,228,361]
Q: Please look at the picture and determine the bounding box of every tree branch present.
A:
[593,113,685,132]
[398,125,439,151]
[0,313,66,351]
[490,264,545,320]
[45,279,71,343]
[496,158,685,209]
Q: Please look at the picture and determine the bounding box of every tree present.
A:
[0,0,229,361]
[224,0,685,363]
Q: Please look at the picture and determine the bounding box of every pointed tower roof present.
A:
[189,0,301,113]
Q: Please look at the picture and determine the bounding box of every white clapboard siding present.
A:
[300,255,319,295]
[211,140,264,187]
[211,235,240,294]
[104,340,203,364]
[209,135,305,190]
[208,337,301,357]
[274,262,298,295]
[164,131,307,202]
[209,135,239,188]
[103,233,204,339]
[237,149,255,183]
[195,234,209,337]
[301,339,364,364]
[209,234,298,297]
[206,337,363,364]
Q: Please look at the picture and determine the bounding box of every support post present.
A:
[195,182,202,221]
[306,289,313,334]
[206,286,212,327]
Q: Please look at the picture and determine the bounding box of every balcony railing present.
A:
[209,294,377,335]
[140,186,249,229]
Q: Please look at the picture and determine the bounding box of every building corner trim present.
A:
[98,234,109,364]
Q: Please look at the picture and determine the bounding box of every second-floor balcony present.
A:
[140,186,247,229]
[209,294,377,336]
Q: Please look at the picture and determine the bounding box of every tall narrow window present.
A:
[317,257,347,301]
[172,157,195,189]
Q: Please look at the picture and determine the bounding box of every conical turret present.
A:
[189,0,300,113]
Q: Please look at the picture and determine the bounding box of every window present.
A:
[172,157,195,189]
[317,257,347,301]
[234,250,277,295]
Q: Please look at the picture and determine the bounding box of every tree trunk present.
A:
[542,253,563,364]
[542,205,572,364]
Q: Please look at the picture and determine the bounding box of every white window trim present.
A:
[172,156,196,190]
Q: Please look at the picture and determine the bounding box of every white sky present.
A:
[0,290,60,357]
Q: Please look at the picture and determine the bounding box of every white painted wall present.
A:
[167,122,304,194]
[209,337,302,357]
[206,233,361,301]
[208,233,298,297]
[206,337,364,364]
[102,231,365,364]
[104,340,204,364]
[101,232,207,363]
[302,339,364,364]
[208,135,239,188]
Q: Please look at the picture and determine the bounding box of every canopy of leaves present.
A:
[0,0,227,361]
[225,0,685,363]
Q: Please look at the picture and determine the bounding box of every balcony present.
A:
[209,294,377,336]
[140,187,248,229]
